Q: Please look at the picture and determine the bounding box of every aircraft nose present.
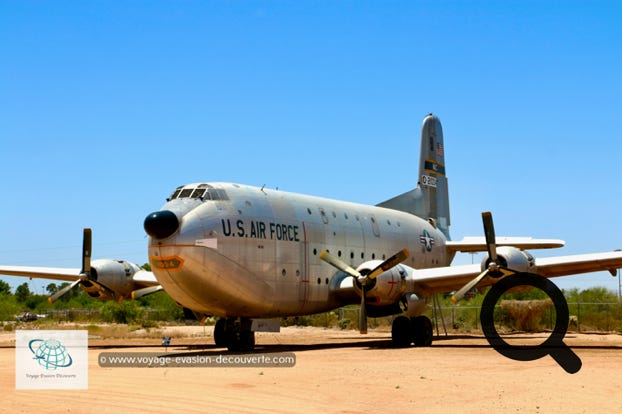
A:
[144,210,179,239]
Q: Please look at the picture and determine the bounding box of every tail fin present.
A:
[376,114,451,238]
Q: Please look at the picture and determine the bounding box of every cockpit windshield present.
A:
[167,184,229,201]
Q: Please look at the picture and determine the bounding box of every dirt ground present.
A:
[1,325,621,413]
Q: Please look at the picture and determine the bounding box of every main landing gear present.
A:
[214,318,256,352]
[391,315,433,347]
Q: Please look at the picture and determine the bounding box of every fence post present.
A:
[577,302,581,333]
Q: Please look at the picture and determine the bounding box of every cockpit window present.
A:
[207,189,229,201]
[191,188,206,199]
[168,187,183,201]
[179,188,193,198]
[167,184,229,201]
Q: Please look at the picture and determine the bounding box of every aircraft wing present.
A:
[534,251,622,277]
[130,269,160,286]
[0,265,159,287]
[446,237,565,253]
[0,265,82,282]
[409,250,622,295]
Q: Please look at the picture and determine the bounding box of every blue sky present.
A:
[1,1,621,294]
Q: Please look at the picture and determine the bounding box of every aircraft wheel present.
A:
[239,330,255,352]
[224,318,255,352]
[214,318,226,347]
[391,316,412,347]
[411,315,433,347]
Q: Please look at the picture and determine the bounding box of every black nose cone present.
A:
[144,210,179,239]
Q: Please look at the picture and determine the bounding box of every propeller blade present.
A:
[366,248,410,280]
[319,250,361,278]
[482,212,497,264]
[81,228,92,276]
[451,269,489,304]
[131,285,164,300]
[359,285,368,334]
[48,279,82,304]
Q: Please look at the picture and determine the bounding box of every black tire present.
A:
[214,318,226,347]
[411,315,433,347]
[391,316,412,347]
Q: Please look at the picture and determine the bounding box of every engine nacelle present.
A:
[481,246,535,275]
[80,259,142,300]
[354,260,408,306]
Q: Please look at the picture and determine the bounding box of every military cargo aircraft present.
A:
[141,114,622,350]
[3,114,622,351]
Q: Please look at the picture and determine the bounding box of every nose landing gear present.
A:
[391,315,433,347]
[214,318,256,352]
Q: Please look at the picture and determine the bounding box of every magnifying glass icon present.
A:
[480,272,582,374]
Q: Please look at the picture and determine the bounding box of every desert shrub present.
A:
[496,299,553,332]
[99,301,144,324]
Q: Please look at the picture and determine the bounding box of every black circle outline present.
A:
[479,273,581,373]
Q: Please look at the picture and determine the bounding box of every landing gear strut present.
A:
[215,318,255,352]
[391,315,433,347]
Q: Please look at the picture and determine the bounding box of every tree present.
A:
[46,283,59,295]
[15,282,32,302]
[0,280,11,295]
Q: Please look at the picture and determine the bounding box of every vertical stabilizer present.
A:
[377,114,451,238]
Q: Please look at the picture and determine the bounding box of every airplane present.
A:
[0,228,161,303]
[3,114,622,352]
[140,113,622,351]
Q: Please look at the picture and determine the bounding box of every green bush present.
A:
[99,301,144,324]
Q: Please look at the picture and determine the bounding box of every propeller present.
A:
[49,229,94,304]
[451,212,511,304]
[320,248,409,334]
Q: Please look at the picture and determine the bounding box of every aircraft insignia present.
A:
[419,230,435,252]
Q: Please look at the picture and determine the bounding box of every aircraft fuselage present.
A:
[147,182,452,318]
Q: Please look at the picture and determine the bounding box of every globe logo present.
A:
[28,338,73,370]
